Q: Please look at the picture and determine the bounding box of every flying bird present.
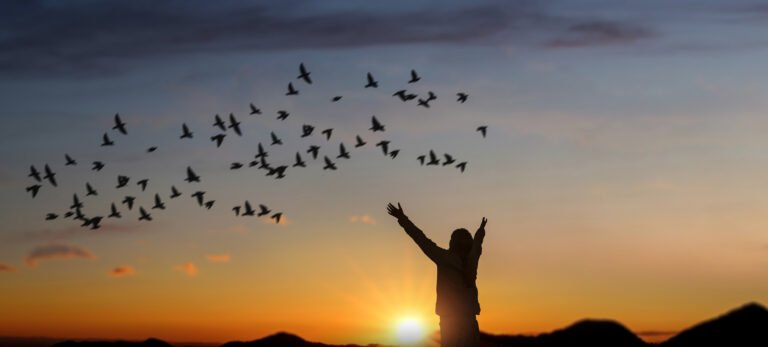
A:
[354,135,366,148]
[277,110,290,121]
[230,162,243,170]
[427,150,440,166]
[456,161,467,173]
[180,123,193,139]
[267,165,287,179]
[426,91,437,101]
[65,154,77,166]
[204,200,215,209]
[323,156,337,171]
[138,207,152,221]
[82,216,103,230]
[108,203,121,218]
[257,204,271,217]
[70,193,84,210]
[293,152,306,167]
[85,182,98,196]
[91,161,105,171]
[286,82,298,95]
[29,165,42,182]
[211,133,226,148]
[63,211,75,218]
[101,133,114,146]
[191,191,206,206]
[213,114,226,131]
[307,145,320,160]
[337,143,350,159]
[152,193,166,210]
[249,103,262,115]
[376,140,390,155]
[185,166,200,183]
[442,154,456,166]
[389,149,400,159]
[170,186,181,199]
[369,116,385,132]
[417,155,426,166]
[408,69,421,83]
[113,113,127,135]
[331,96,342,102]
[255,143,268,159]
[116,175,129,188]
[43,164,57,186]
[146,146,158,153]
[301,124,315,137]
[45,213,58,221]
[242,201,256,216]
[476,125,487,138]
[26,184,41,198]
[72,208,86,222]
[270,132,283,146]
[393,89,417,102]
[457,93,469,103]
[417,98,430,108]
[271,212,283,224]
[122,196,136,210]
[228,113,242,136]
[365,73,378,88]
[232,205,241,216]
[298,63,312,84]
[137,179,149,191]
[321,128,333,141]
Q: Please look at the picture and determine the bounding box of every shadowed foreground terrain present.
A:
[2,303,766,347]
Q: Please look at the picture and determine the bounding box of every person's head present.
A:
[449,228,473,257]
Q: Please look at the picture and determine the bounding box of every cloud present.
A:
[349,214,376,225]
[0,264,15,272]
[0,0,656,77]
[174,262,198,277]
[206,254,231,263]
[545,20,655,48]
[25,244,95,267]
[3,223,143,245]
[109,265,136,277]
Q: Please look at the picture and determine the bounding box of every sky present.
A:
[2,0,768,345]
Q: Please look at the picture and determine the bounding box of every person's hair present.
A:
[449,228,474,288]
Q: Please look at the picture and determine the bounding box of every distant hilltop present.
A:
[1,302,765,347]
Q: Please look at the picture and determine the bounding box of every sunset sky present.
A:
[2,0,768,345]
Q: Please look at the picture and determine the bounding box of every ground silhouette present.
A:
[1,302,766,347]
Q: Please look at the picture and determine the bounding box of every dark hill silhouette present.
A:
[661,302,768,347]
[220,332,380,347]
[538,319,647,347]
[51,338,173,347]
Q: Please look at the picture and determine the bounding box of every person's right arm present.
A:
[387,202,444,263]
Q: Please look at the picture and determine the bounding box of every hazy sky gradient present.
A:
[2,0,768,344]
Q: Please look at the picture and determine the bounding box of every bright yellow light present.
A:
[394,316,425,345]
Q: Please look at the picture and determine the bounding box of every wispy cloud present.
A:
[109,265,136,277]
[0,264,15,272]
[545,20,655,48]
[25,244,95,267]
[0,0,656,77]
[349,214,376,225]
[206,254,231,263]
[174,262,198,277]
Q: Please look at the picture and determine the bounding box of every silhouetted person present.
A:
[387,202,486,347]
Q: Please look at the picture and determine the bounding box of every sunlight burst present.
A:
[395,316,425,345]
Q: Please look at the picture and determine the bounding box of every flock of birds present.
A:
[24,64,487,230]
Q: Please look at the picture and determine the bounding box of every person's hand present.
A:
[387,202,406,220]
[479,217,487,231]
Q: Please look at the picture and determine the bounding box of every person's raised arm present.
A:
[469,217,487,261]
[387,202,444,263]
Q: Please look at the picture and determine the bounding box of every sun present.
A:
[394,316,426,345]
